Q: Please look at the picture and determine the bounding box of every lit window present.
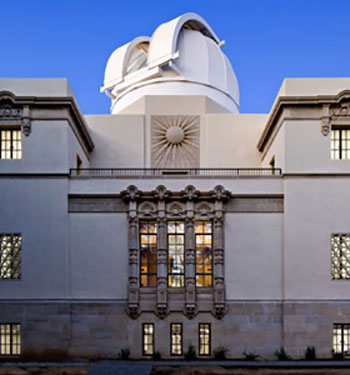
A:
[0,234,21,279]
[142,323,154,356]
[331,129,350,160]
[170,323,182,356]
[0,129,22,160]
[331,234,350,279]
[140,222,157,287]
[0,324,21,356]
[195,222,213,287]
[333,324,350,356]
[199,323,211,356]
[168,221,185,287]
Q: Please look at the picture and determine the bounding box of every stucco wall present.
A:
[69,213,128,299]
[0,178,69,298]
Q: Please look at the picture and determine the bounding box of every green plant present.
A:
[274,346,291,360]
[305,346,316,360]
[152,351,161,360]
[184,344,196,360]
[119,347,130,360]
[242,350,260,361]
[332,349,345,360]
[213,346,229,360]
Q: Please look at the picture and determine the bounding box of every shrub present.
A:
[274,346,291,360]
[184,344,197,360]
[213,346,229,360]
[119,347,130,360]
[242,350,260,361]
[332,349,345,360]
[152,351,161,360]
[305,346,316,360]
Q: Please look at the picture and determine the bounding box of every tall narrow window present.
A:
[331,234,350,279]
[0,324,21,356]
[142,323,154,356]
[170,323,183,356]
[195,222,213,287]
[331,129,350,160]
[199,323,211,356]
[0,234,21,279]
[168,221,185,287]
[333,324,350,356]
[0,129,22,160]
[140,222,157,287]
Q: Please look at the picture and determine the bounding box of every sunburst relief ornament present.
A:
[151,115,200,168]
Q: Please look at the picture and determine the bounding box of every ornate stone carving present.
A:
[138,201,157,216]
[0,100,22,119]
[321,117,331,136]
[127,304,139,320]
[331,100,350,117]
[167,201,185,216]
[182,185,199,200]
[0,96,32,137]
[122,185,141,201]
[184,304,197,319]
[156,303,168,319]
[151,115,200,168]
[22,117,32,136]
[211,185,231,201]
[195,202,213,216]
[152,185,170,201]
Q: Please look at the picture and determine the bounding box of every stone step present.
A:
[88,361,153,375]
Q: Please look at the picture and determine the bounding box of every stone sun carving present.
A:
[151,115,200,168]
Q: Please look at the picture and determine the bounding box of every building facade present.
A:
[1,13,350,360]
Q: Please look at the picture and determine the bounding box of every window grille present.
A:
[331,234,350,279]
[331,129,350,160]
[142,323,154,355]
[140,222,157,287]
[170,323,182,355]
[195,222,213,287]
[0,234,21,279]
[199,323,211,356]
[0,324,21,356]
[168,221,185,287]
[333,323,350,356]
[0,129,22,160]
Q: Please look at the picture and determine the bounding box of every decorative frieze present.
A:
[0,96,31,136]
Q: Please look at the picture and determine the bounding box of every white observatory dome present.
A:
[101,13,239,113]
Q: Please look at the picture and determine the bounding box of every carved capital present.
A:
[122,185,141,201]
[211,185,231,201]
[152,185,170,200]
[213,304,226,320]
[181,185,199,200]
[156,303,168,319]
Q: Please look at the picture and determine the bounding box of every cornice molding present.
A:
[257,90,350,152]
[0,91,94,157]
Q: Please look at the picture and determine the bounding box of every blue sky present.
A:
[1,0,350,114]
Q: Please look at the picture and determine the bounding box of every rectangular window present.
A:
[199,323,211,356]
[331,234,350,279]
[168,221,185,287]
[195,222,213,287]
[0,129,22,160]
[0,234,21,279]
[142,323,154,356]
[333,324,350,356]
[331,129,350,160]
[0,324,21,356]
[140,222,157,287]
[170,323,183,356]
